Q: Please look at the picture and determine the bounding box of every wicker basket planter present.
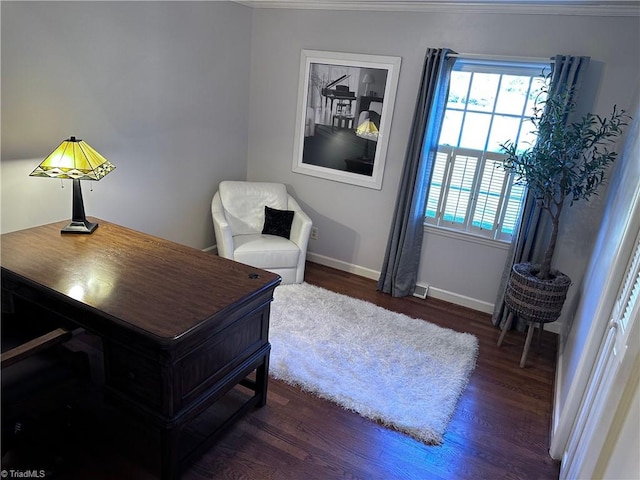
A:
[505,262,572,323]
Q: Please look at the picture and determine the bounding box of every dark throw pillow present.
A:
[262,205,294,239]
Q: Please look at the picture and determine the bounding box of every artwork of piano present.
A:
[321,74,356,112]
[292,50,401,190]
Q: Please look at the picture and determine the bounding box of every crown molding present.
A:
[234,0,640,16]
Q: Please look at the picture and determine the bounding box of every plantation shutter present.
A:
[441,148,480,227]
[613,233,640,356]
[470,153,508,235]
[425,149,449,221]
[500,182,526,239]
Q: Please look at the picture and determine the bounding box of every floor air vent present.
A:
[413,284,429,299]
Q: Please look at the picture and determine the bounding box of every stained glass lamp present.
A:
[356,119,379,160]
[30,136,115,234]
[355,119,379,140]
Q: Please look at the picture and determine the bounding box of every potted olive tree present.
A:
[500,78,630,324]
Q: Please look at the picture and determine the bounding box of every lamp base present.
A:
[61,219,98,234]
[61,179,98,234]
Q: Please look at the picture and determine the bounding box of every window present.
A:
[425,59,549,242]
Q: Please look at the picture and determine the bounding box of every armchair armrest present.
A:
[288,196,312,250]
[211,192,234,259]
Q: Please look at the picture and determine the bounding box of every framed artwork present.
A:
[292,50,401,190]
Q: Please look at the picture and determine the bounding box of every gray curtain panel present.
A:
[377,48,456,297]
[491,54,591,328]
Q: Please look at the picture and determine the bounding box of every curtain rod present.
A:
[447,53,554,64]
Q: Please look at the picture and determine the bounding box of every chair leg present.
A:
[497,312,514,347]
[520,321,535,368]
[1,328,73,369]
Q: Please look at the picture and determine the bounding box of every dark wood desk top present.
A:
[1,219,280,342]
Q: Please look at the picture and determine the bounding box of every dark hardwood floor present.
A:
[1,262,560,479]
[302,124,369,172]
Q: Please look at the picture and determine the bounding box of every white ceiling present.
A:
[234,0,640,16]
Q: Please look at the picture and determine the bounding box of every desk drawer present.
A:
[105,343,163,410]
[179,305,268,408]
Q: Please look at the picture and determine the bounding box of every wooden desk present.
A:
[1,219,281,479]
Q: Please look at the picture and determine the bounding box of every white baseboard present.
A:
[426,286,494,314]
[203,245,217,254]
[550,343,565,460]
[208,249,566,325]
[306,252,494,314]
[306,252,380,280]
[545,322,562,334]
[306,253,572,327]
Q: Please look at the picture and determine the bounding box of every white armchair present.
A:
[211,181,313,284]
[357,100,383,128]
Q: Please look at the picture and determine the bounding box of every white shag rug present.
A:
[269,283,479,445]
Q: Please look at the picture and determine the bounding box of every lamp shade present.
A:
[361,73,375,97]
[361,73,375,84]
[356,119,379,141]
[30,136,115,180]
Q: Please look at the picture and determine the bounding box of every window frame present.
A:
[424,58,550,244]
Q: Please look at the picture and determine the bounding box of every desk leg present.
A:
[161,426,181,480]
[255,351,270,407]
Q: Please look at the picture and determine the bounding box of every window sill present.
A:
[423,224,511,250]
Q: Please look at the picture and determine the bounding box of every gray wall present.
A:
[246,8,639,319]
[1,1,252,248]
[1,2,638,321]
